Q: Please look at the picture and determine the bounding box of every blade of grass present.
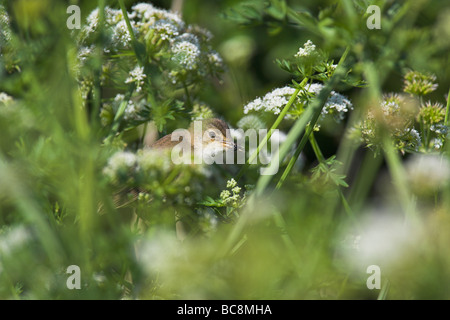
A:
[221,57,348,256]
[444,87,450,126]
[377,279,390,300]
[382,135,417,221]
[276,46,350,190]
[235,77,308,181]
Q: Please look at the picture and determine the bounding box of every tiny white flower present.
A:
[125,66,147,92]
[295,40,316,58]
[227,178,237,188]
[220,190,231,200]
[151,19,180,40]
[232,186,241,194]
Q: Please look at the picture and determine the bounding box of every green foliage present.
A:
[0,0,450,300]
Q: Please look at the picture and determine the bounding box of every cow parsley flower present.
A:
[125,66,147,92]
[243,83,352,123]
[244,86,295,115]
[170,37,201,70]
[356,93,421,153]
[103,151,138,183]
[0,92,13,105]
[150,19,180,40]
[112,20,136,47]
[131,3,184,29]
[112,94,146,121]
[190,102,214,120]
[295,40,316,57]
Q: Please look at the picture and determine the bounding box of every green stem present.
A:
[118,0,137,45]
[309,133,359,229]
[236,78,308,180]
[308,132,324,162]
[91,0,106,128]
[275,47,350,190]
[222,47,349,256]
[382,136,416,221]
[377,279,390,300]
[445,87,450,126]
[183,82,192,109]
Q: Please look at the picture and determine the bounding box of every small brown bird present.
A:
[150,118,237,240]
[151,118,237,158]
[114,118,237,240]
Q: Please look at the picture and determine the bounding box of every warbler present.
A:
[150,118,237,158]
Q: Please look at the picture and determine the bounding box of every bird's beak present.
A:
[223,139,243,152]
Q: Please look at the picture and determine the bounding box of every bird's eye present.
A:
[209,131,216,139]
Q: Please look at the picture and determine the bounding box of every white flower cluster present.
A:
[112,19,136,47]
[113,94,147,121]
[170,35,201,71]
[151,19,180,40]
[0,225,31,256]
[125,66,146,92]
[0,92,13,105]
[78,3,224,89]
[103,151,138,182]
[357,93,422,153]
[295,40,316,58]
[243,83,352,122]
[244,86,295,115]
[103,148,208,189]
[131,3,185,29]
[220,179,242,207]
[308,83,353,121]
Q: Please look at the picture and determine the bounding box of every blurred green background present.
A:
[0,0,450,299]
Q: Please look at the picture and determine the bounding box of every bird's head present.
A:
[190,118,237,158]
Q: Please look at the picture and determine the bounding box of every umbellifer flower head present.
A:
[243,83,352,123]
[403,70,438,96]
[295,40,316,58]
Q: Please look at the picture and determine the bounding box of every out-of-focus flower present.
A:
[0,225,31,256]
[103,151,138,183]
[0,92,13,105]
[190,102,214,121]
[226,178,237,189]
[356,93,421,153]
[405,154,450,197]
[220,179,244,207]
[237,114,266,131]
[338,210,422,270]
